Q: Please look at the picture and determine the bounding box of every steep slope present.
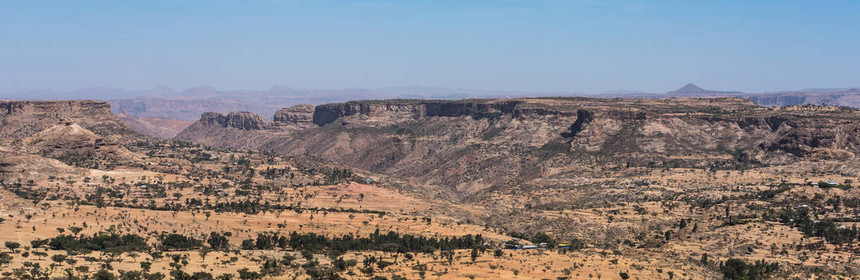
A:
[177,98,860,199]
[23,122,136,163]
[0,100,144,169]
[271,104,315,129]
[0,147,80,182]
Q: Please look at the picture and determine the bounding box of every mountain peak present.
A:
[671,83,707,93]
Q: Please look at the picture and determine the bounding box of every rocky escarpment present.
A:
[760,114,860,159]
[272,104,315,128]
[748,95,810,107]
[0,100,136,141]
[177,98,860,199]
[199,111,267,130]
[312,100,522,127]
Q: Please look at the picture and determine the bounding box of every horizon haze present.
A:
[2,0,859,96]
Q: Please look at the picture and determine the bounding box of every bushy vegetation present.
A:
[38,232,149,254]
[720,258,779,280]
[286,229,484,255]
[159,233,203,251]
[770,207,860,245]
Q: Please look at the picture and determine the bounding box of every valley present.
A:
[0,98,858,279]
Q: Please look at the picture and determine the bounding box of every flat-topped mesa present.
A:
[1,100,112,117]
[271,104,315,128]
[312,99,522,127]
[200,111,267,130]
[0,100,133,140]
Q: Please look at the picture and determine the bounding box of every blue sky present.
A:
[1,0,858,94]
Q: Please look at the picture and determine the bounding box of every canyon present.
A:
[178,97,860,199]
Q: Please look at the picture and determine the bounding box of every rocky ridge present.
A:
[177,98,860,199]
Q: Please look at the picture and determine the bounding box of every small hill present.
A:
[666,83,743,96]
[23,122,136,165]
[670,83,708,94]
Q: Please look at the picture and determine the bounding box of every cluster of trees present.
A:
[287,229,485,255]
[159,233,204,251]
[771,207,859,245]
[1,183,47,204]
[322,168,354,184]
[206,199,385,216]
[815,181,852,190]
[38,232,149,254]
[106,198,386,218]
[508,232,556,246]
[241,233,288,251]
[207,232,231,251]
[233,229,486,256]
[260,166,293,180]
[720,258,779,280]
[36,231,212,254]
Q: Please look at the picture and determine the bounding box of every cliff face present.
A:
[272,104,315,128]
[743,89,860,108]
[199,111,267,130]
[312,100,522,127]
[177,98,860,199]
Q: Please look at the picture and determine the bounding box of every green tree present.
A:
[4,241,20,252]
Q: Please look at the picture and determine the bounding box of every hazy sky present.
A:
[1,0,858,94]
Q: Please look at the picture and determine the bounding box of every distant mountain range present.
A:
[3,84,858,121]
[602,83,860,108]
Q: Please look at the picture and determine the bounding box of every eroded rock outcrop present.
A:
[199,111,267,130]
[312,100,522,127]
[23,122,135,162]
[272,104,315,128]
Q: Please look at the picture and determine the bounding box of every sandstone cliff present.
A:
[272,104,315,128]
[312,100,521,127]
[198,111,267,130]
